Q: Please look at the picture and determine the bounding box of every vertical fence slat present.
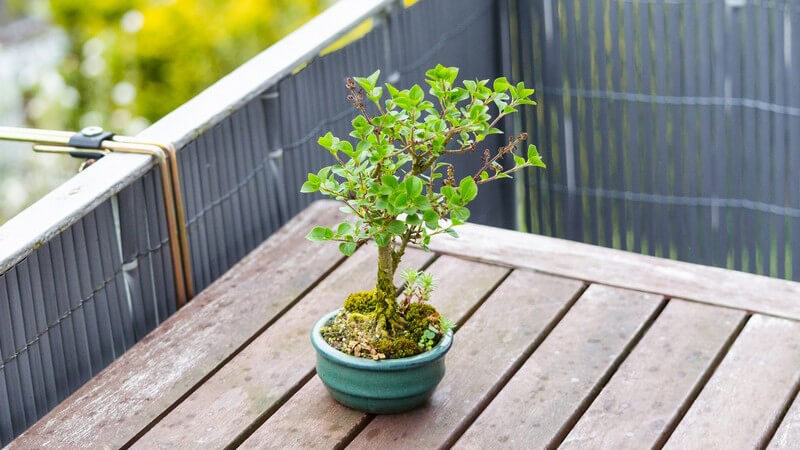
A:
[36,242,69,401]
[564,0,582,242]
[682,0,699,265]
[579,0,597,245]
[0,272,27,435]
[740,1,757,275]
[609,0,626,250]
[24,252,58,409]
[71,220,103,376]
[665,1,682,262]
[187,141,210,291]
[0,356,13,443]
[788,1,800,281]
[653,0,668,258]
[593,0,611,248]
[82,209,114,367]
[13,259,47,419]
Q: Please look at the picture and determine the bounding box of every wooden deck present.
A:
[10,200,800,449]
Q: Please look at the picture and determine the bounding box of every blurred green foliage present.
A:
[0,0,327,224]
[33,0,328,132]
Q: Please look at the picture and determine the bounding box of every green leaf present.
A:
[337,222,352,235]
[300,181,319,193]
[445,228,459,238]
[306,226,334,242]
[493,77,510,93]
[386,220,406,235]
[527,144,546,168]
[409,85,424,104]
[381,175,398,188]
[392,192,409,209]
[458,176,478,203]
[356,140,372,155]
[386,83,399,98]
[404,176,424,198]
[425,65,442,81]
[318,132,335,150]
[413,195,430,209]
[338,242,357,256]
[480,170,489,180]
[300,173,321,193]
[354,71,380,92]
[450,206,470,223]
[422,209,439,222]
[374,232,391,247]
[514,154,526,166]
[369,87,383,102]
[441,185,460,205]
[444,66,459,84]
[406,213,422,226]
[367,69,380,87]
[338,140,355,158]
[352,115,368,130]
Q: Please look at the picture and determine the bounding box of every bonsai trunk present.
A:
[375,244,402,334]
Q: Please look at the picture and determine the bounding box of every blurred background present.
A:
[0,0,329,224]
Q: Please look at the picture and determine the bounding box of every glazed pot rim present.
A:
[311,309,453,371]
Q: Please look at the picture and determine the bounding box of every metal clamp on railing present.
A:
[0,126,194,308]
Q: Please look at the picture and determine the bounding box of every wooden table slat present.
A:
[453,284,663,449]
[240,270,583,449]
[133,252,507,448]
[664,314,800,449]
[429,221,800,320]
[768,390,800,449]
[345,270,586,450]
[560,300,746,449]
[9,200,347,449]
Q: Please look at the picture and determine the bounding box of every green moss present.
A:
[375,337,420,358]
[343,290,379,314]
[322,292,446,360]
[404,303,440,342]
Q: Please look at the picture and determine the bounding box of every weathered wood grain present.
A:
[769,392,800,449]
[453,285,663,449]
[242,266,532,448]
[428,222,800,320]
[665,314,800,449]
[132,254,508,449]
[243,271,580,449]
[560,300,746,449]
[346,271,586,450]
[8,200,347,449]
[240,375,366,450]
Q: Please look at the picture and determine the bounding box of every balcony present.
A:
[2,0,800,446]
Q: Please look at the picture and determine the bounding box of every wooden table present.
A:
[11,200,800,449]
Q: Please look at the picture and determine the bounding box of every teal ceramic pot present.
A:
[311,309,453,414]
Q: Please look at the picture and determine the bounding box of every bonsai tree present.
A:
[302,65,544,358]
